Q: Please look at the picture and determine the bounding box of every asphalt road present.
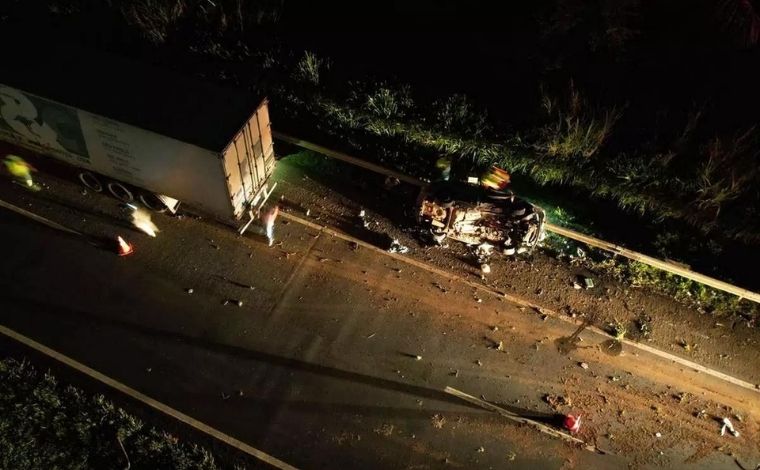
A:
[0,161,758,469]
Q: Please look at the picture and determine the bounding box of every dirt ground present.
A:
[273,153,760,387]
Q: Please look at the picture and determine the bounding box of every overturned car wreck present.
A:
[417,181,546,255]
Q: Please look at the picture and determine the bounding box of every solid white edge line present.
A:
[0,324,299,470]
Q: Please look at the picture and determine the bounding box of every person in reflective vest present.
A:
[3,154,39,190]
[261,204,280,247]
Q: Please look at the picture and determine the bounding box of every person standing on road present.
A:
[261,204,280,247]
[3,154,40,191]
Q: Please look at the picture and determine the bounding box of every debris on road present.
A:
[544,394,573,409]
[387,239,409,254]
[564,414,582,433]
[578,275,594,289]
[431,414,446,429]
[720,417,740,437]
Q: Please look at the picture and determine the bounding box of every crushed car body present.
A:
[417,181,546,255]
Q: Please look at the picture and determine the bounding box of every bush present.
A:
[0,358,227,470]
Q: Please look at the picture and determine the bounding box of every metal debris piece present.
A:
[720,417,740,437]
[388,239,409,254]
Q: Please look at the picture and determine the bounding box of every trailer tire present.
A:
[107,181,134,203]
[139,191,168,213]
[78,172,103,192]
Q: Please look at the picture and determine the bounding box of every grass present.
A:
[0,357,240,470]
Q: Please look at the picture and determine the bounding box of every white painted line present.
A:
[0,198,82,236]
[444,386,604,454]
[0,324,298,470]
[280,211,760,395]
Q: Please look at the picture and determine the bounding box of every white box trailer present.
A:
[0,37,275,232]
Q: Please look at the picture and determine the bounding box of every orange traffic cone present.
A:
[116,236,134,256]
[564,414,582,434]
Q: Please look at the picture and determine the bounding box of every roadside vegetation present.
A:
[0,357,239,470]
[3,1,760,321]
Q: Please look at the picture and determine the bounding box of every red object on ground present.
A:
[564,414,582,433]
[116,236,134,256]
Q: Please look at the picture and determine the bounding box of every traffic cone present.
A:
[564,414,582,434]
[116,236,134,256]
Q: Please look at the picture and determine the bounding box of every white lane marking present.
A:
[0,324,299,470]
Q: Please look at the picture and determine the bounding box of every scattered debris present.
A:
[449,369,459,377]
[720,417,740,437]
[146,367,152,373]
[579,362,589,370]
[580,276,594,289]
[573,282,583,289]
[415,355,422,361]
[185,288,194,294]
[221,392,230,401]
[491,325,499,332]
[305,208,311,217]
[374,424,394,437]
[431,414,446,429]
[544,394,573,409]
[635,315,652,338]
[387,239,409,254]
[506,451,516,461]
[490,340,504,351]
[655,432,662,438]
[475,359,483,366]
[476,446,485,453]
[366,333,376,339]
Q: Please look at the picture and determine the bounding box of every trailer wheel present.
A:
[107,181,134,202]
[78,172,103,192]
[139,191,168,213]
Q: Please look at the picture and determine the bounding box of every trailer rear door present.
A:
[223,99,276,218]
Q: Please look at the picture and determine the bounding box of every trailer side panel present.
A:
[0,83,234,221]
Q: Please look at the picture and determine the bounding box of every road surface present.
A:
[0,158,758,469]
